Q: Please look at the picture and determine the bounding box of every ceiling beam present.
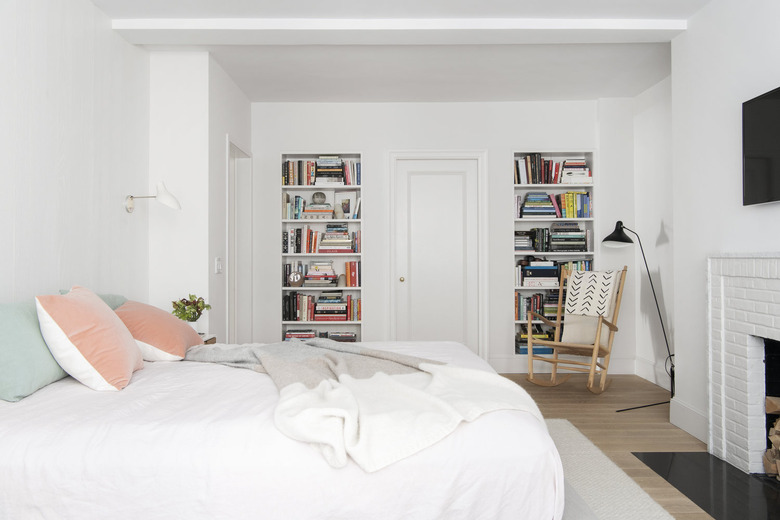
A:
[112,17,687,46]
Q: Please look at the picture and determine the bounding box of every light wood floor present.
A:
[502,373,713,520]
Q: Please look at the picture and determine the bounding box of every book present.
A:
[352,198,361,219]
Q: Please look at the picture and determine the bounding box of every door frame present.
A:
[388,150,489,359]
[225,136,253,343]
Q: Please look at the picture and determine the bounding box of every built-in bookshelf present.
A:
[281,153,362,342]
[513,151,595,356]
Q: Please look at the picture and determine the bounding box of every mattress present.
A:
[0,340,563,520]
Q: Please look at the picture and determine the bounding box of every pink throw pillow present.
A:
[35,286,143,391]
[115,300,204,361]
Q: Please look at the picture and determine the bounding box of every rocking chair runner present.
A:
[526,266,628,394]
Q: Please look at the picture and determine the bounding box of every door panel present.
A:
[394,158,479,352]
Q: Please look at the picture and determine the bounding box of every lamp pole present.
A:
[603,222,675,412]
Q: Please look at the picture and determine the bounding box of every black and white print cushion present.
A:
[564,270,617,317]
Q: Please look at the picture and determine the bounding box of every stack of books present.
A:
[327,331,357,342]
[515,325,554,355]
[304,261,338,286]
[284,329,317,340]
[514,231,535,253]
[560,158,592,184]
[549,222,587,252]
[315,156,345,186]
[543,292,562,320]
[520,192,557,218]
[521,261,559,288]
[302,203,333,220]
[318,224,354,253]
[314,292,348,321]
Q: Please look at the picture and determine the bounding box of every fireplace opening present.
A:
[764,339,780,474]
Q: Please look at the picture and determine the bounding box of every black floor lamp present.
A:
[602,221,675,412]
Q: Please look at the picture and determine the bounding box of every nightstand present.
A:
[201,334,217,344]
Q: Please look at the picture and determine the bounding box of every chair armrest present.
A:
[600,317,618,332]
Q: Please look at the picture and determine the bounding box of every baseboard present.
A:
[670,399,708,444]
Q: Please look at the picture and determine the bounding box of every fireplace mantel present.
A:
[708,255,780,473]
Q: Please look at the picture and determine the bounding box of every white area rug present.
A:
[547,419,674,520]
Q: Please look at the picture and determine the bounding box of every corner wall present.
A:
[671,0,780,441]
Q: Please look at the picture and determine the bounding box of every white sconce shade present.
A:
[125,182,181,213]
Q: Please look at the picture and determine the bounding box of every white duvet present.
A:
[0,341,563,520]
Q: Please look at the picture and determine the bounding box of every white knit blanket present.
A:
[186,338,543,472]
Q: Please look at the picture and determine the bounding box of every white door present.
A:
[227,142,253,344]
[393,156,480,353]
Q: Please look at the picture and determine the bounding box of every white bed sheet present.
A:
[0,340,563,520]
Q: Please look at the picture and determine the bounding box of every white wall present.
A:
[207,57,252,342]
[148,53,209,321]
[633,78,674,388]
[596,98,640,376]
[671,0,780,441]
[251,101,643,372]
[148,52,251,338]
[0,0,149,302]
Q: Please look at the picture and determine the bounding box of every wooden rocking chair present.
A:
[526,266,627,394]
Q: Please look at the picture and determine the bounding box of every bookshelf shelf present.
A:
[281,153,363,342]
[282,253,363,258]
[514,252,594,257]
[513,151,595,357]
[514,218,594,223]
[283,287,362,292]
[282,219,361,224]
[283,321,362,326]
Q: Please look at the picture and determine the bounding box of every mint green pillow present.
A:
[58,290,128,310]
[0,301,68,402]
[97,293,128,310]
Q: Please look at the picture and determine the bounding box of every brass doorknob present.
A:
[399,277,405,282]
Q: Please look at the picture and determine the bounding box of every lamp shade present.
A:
[155,182,181,210]
[602,221,634,248]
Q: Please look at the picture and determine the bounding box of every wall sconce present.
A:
[125,182,181,213]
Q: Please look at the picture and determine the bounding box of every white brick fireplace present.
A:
[708,255,780,473]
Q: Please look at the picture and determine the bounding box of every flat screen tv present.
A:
[743,85,780,205]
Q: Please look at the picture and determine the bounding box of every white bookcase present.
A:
[513,151,596,356]
[281,153,362,342]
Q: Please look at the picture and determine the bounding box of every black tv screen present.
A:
[743,85,780,205]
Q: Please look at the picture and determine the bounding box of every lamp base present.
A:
[616,368,674,413]
[616,400,670,413]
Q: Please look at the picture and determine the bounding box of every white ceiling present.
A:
[90,0,712,102]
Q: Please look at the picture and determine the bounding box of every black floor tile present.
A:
[634,452,780,520]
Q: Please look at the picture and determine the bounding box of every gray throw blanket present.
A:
[185,337,440,389]
[185,338,542,472]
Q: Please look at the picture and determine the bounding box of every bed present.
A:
[0,292,564,520]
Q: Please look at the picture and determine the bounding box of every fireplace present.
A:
[708,256,780,474]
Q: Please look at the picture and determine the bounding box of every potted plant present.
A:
[171,294,211,323]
